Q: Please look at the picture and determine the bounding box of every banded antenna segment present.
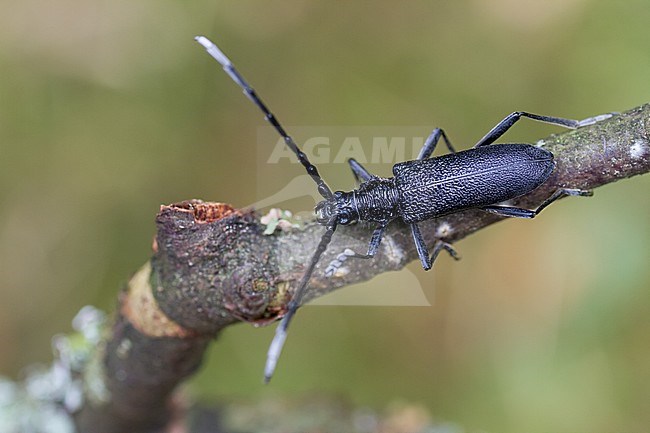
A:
[195,36,340,383]
[195,36,332,200]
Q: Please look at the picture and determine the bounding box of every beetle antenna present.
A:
[264,218,337,383]
[195,36,332,200]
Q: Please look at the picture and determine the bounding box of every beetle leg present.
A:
[410,223,460,270]
[325,224,387,277]
[417,128,456,160]
[481,188,593,218]
[473,111,614,148]
[347,158,373,184]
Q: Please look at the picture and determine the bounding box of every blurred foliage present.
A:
[201,396,462,433]
[0,307,105,433]
[0,1,649,432]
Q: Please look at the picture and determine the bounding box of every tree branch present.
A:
[75,103,650,433]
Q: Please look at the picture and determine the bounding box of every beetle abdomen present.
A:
[393,143,555,223]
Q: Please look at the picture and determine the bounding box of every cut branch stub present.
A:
[152,200,293,333]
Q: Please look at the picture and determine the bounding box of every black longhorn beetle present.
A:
[195,36,611,383]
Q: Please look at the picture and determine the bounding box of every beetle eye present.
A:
[338,210,351,225]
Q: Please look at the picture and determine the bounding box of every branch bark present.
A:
[75,104,650,433]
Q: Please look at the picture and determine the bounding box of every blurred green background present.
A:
[1,1,649,432]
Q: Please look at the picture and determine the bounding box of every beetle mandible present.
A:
[195,36,610,382]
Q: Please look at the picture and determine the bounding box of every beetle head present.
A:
[315,191,358,226]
